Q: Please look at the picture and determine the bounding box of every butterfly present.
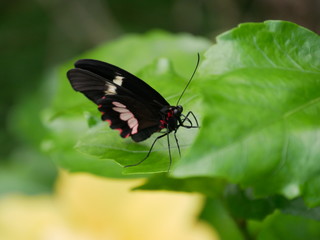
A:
[67,55,199,171]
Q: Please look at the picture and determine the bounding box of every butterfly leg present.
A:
[166,129,172,171]
[124,132,168,168]
[181,111,199,128]
[173,130,181,158]
[180,113,192,126]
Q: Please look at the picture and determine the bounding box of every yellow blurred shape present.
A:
[0,171,219,240]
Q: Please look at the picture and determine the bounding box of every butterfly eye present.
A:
[173,105,183,115]
[173,107,182,116]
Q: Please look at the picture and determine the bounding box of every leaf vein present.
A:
[283,97,320,118]
[273,38,304,70]
[253,36,276,67]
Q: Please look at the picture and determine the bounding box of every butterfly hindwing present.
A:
[97,95,161,142]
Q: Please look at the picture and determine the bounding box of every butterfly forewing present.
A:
[73,59,169,106]
[68,68,137,103]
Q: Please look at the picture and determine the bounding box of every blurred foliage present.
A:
[201,199,320,240]
[253,211,320,240]
[1,1,320,239]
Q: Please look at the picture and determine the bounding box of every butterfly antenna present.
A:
[176,53,200,105]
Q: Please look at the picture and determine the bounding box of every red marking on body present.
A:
[98,104,102,108]
[165,110,174,121]
[160,119,167,129]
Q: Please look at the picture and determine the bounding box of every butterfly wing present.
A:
[72,59,169,106]
[67,62,166,142]
[97,95,161,142]
[67,67,136,103]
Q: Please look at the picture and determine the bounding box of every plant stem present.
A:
[236,219,255,240]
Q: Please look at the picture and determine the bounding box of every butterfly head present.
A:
[160,105,183,131]
[173,105,183,117]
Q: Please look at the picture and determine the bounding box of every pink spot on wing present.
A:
[113,107,129,113]
[112,101,126,108]
[120,112,134,121]
[131,125,138,134]
[128,118,138,128]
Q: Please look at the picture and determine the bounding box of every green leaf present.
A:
[256,211,320,240]
[202,196,320,239]
[223,187,320,222]
[200,198,245,240]
[42,112,130,178]
[172,21,320,205]
[134,174,225,198]
[279,197,320,221]
[224,185,278,221]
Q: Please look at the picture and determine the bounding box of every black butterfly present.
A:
[67,56,199,170]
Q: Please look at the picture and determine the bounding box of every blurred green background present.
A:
[0,1,320,240]
[0,0,319,194]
